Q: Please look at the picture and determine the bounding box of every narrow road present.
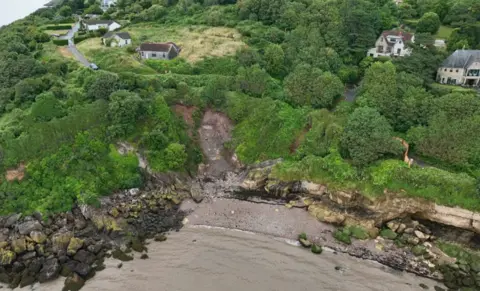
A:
[62,21,91,67]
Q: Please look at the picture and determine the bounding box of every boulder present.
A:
[190,183,204,203]
[311,244,323,254]
[308,203,345,225]
[5,214,21,228]
[380,229,397,240]
[19,274,35,288]
[386,221,400,232]
[407,236,420,245]
[328,191,358,206]
[11,261,25,273]
[87,243,103,254]
[74,262,91,278]
[30,231,47,244]
[12,237,26,254]
[299,238,312,248]
[20,251,36,261]
[73,250,96,265]
[38,258,60,283]
[397,223,407,234]
[74,219,87,230]
[17,221,42,235]
[154,234,167,242]
[414,230,429,241]
[67,238,84,256]
[63,272,85,291]
[0,249,16,265]
[61,260,78,277]
[52,231,73,254]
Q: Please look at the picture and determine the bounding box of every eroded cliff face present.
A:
[239,162,480,238]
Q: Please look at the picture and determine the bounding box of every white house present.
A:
[101,0,117,11]
[367,30,414,58]
[102,32,132,47]
[437,50,480,87]
[84,20,121,32]
[138,42,180,60]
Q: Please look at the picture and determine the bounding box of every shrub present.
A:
[45,25,72,30]
[333,229,352,244]
[347,225,370,240]
[52,39,69,46]
[380,229,397,240]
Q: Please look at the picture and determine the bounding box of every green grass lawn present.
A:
[125,23,245,63]
[76,38,156,75]
[435,25,455,40]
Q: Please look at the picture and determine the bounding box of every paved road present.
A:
[61,22,91,67]
[68,44,90,66]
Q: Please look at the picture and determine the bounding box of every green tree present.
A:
[263,44,284,76]
[84,4,103,15]
[416,12,441,34]
[86,73,120,100]
[30,92,65,122]
[164,143,187,169]
[341,107,401,165]
[236,65,270,97]
[203,79,227,108]
[58,5,73,17]
[284,63,344,109]
[357,61,398,122]
[238,0,286,25]
[107,90,145,138]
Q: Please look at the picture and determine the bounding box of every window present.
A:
[377,46,384,53]
[450,69,453,72]
[452,79,456,84]
[442,78,445,83]
[456,70,459,73]
[152,53,157,57]
[141,52,144,56]
[397,48,401,54]
[370,53,374,57]
[444,69,447,72]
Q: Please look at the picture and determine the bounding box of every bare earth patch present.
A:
[57,46,74,59]
[5,163,25,182]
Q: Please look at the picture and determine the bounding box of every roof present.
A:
[85,20,117,25]
[381,30,413,43]
[441,50,480,68]
[139,42,176,52]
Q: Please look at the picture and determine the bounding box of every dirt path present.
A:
[198,109,235,177]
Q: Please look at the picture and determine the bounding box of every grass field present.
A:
[76,38,156,74]
[125,24,245,62]
[435,25,455,40]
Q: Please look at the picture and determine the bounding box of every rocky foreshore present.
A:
[0,180,189,290]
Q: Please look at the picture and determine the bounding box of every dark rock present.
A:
[74,262,91,278]
[112,249,133,262]
[85,269,96,280]
[140,253,149,259]
[63,272,85,291]
[20,251,37,261]
[433,286,445,291]
[5,214,21,228]
[334,266,342,271]
[117,262,123,269]
[0,272,11,284]
[299,238,312,248]
[12,237,26,254]
[130,238,145,252]
[87,243,103,254]
[94,263,106,272]
[17,221,42,235]
[61,260,78,277]
[74,219,87,231]
[19,274,36,288]
[419,283,429,289]
[59,255,69,264]
[462,276,475,287]
[12,261,25,273]
[9,273,21,289]
[38,258,61,283]
[73,250,96,265]
[154,234,167,242]
[28,259,43,274]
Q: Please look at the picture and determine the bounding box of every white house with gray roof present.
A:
[102,32,131,47]
[83,20,121,32]
[437,50,480,87]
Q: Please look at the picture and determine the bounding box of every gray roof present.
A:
[85,20,116,25]
[103,32,130,39]
[441,50,480,68]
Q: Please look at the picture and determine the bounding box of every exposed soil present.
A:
[198,109,235,177]
[173,104,197,137]
[56,46,74,59]
[5,163,25,182]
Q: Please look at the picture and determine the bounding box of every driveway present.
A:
[62,22,91,67]
[68,44,90,67]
